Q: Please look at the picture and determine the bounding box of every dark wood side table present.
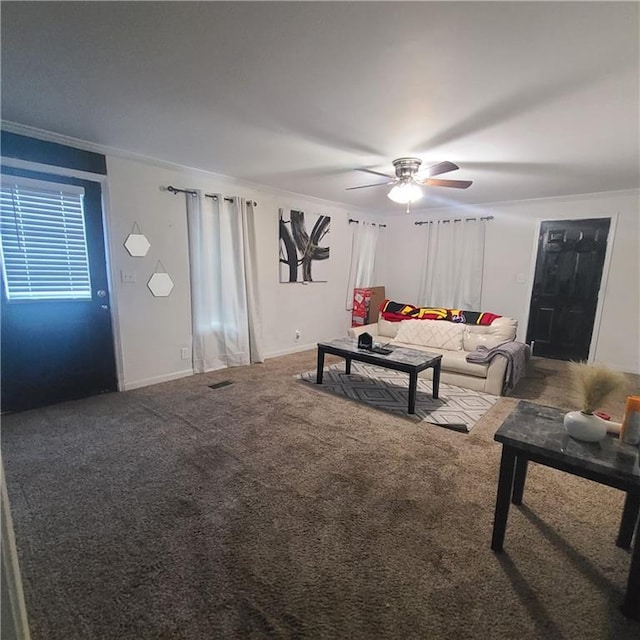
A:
[491,401,640,620]
[316,337,442,414]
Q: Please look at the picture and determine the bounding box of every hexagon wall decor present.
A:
[124,233,151,257]
[147,272,174,297]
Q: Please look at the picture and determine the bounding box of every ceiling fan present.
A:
[346,157,472,212]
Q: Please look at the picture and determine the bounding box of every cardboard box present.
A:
[352,286,385,327]
[368,286,386,323]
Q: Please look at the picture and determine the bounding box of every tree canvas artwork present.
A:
[279,208,330,283]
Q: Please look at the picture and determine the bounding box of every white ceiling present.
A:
[1,2,638,212]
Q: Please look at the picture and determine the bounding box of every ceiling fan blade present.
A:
[419,161,459,177]
[345,181,393,190]
[420,178,473,189]
[356,168,395,179]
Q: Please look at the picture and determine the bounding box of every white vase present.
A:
[563,410,608,442]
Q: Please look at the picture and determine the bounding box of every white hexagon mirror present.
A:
[147,272,174,297]
[124,233,150,257]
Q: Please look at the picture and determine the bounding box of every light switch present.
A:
[515,273,527,284]
[121,270,136,284]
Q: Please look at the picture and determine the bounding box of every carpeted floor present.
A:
[2,352,639,640]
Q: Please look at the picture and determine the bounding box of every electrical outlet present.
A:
[295,330,301,341]
[120,270,136,284]
[180,347,190,360]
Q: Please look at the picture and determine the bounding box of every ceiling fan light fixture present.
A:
[387,181,423,204]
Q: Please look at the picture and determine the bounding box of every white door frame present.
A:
[1,457,32,640]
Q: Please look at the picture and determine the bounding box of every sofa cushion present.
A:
[390,342,489,378]
[462,317,518,351]
[378,315,400,339]
[395,319,464,351]
[463,330,508,351]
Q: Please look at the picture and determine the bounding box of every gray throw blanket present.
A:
[466,341,530,394]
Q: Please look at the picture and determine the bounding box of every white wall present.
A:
[105,155,384,390]
[379,190,640,374]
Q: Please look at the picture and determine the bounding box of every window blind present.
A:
[0,176,92,301]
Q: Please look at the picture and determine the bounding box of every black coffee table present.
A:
[491,400,640,620]
[316,337,442,414]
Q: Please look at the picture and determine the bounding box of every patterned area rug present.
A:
[298,362,499,432]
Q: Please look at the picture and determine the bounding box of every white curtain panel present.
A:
[236,197,265,363]
[217,196,251,367]
[186,192,260,372]
[345,222,380,309]
[455,218,485,310]
[417,218,486,310]
[186,191,219,373]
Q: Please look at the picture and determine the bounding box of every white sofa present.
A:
[348,314,519,396]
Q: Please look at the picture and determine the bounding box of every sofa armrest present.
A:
[480,341,529,395]
[347,323,380,339]
[484,355,509,396]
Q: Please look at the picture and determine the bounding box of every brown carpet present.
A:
[2,352,639,640]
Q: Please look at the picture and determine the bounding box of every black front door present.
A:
[526,218,610,361]
[0,168,118,412]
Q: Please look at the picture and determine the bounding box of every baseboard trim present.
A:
[119,344,338,390]
[121,368,194,391]
[264,343,316,359]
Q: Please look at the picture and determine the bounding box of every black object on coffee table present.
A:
[491,400,640,621]
[316,337,442,414]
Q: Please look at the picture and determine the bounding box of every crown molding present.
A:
[8,120,633,219]
[0,120,384,215]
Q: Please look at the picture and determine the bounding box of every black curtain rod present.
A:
[166,186,257,206]
[414,215,493,225]
[348,218,387,228]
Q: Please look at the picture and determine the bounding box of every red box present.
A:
[351,286,385,327]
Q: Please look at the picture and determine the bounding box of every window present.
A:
[0,176,92,301]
